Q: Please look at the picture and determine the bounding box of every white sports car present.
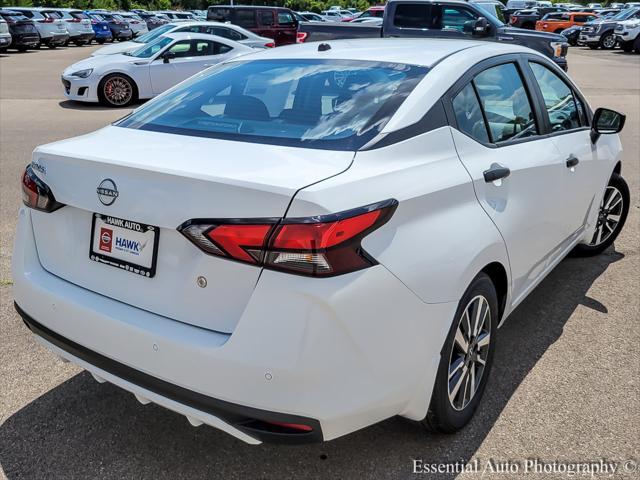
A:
[61,32,253,107]
[91,21,274,57]
[18,39,628,444]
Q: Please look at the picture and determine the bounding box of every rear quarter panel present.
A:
[287,127,511,306]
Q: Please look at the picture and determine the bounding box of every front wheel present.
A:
[422,273,497,433]
[98,73,137,108]
[588,44,599,50]
[573,173,629,257]
[600,33,616,50]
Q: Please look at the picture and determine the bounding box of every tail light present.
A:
[39,18,54,23]
[179,199,397,277]
[296,32,308,43]
[91,19,98,24]
[264,42,275,48]
[21,165,64,213]
[67,18,81,23]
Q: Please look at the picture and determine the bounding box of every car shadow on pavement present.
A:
[58,100,145,112]
[0,249,624,480]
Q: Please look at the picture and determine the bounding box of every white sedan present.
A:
[18,39,628,444]
[61,32,253,107]
[91,21,274,57]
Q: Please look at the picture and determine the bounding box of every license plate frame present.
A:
[89,213,159,278]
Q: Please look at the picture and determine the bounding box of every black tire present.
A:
[74,41,85,47]
[98,73,138,108]
[588,44,598,50]
[96,38,105,45]
[599,33,616,50]
[621,41,633,53]
[569,38,578,47]
[17,46,28,52]
[422,273,498,433]
[572,173,629,257]
[47,43,57,49]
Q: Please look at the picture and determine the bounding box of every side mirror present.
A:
[472,17,490,36]
[162,51,176,64]
[591,107,625,143]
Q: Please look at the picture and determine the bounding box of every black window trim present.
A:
[443,53,592,149]
[524,58,592,138]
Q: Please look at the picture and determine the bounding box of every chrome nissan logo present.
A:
[97,179,118,206]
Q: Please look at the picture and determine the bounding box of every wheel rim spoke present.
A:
[447,295,491,411]
[591,186,623,247]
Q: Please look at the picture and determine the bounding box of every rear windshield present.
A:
[118,59,428,151]
[70,12,89,20]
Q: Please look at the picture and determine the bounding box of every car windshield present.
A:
[612,8,639,20]
[125,35,173,57]
[134,23,175,43]
[117,59,428,150]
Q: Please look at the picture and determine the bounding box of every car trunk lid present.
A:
[29,126,354,333]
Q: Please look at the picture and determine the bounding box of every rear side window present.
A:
[529,63,582,131]
[259,10,274,26]
[210,26,246,41]
[452,83,490,143]
[235,10,256,28]
[393,4,432,28]
[118,59,429,151]
[473,63,537,143]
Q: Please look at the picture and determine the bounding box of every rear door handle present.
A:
[566,155,580,168]
[483,163,511,183]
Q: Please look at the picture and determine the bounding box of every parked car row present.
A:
[0,6,205,52]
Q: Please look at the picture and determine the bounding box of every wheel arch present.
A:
[480,262,509,323]
[97,71,139,105]
[613,160,622,176]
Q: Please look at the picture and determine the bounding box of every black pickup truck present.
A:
[298,0,569,70]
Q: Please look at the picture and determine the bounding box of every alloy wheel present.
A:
[447,295,491,411]
[103,76,133,106]
[602,35,616,49]
[590,185,623,246]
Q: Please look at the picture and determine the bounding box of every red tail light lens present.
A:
[179,199,397,277]
[264,42,275,48]
[21,165,65,213]
[39,18,55,23]
[67,18,81,23]
[296,32,308,43]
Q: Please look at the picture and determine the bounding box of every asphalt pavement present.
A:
[0,45,638,480]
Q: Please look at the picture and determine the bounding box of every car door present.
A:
[149,40,197,94]
[526,60,607,240]
[257,10,276,40]
[447,58,569,303]
[275,10,297,45]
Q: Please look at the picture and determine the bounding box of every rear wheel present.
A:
[96,38,105,44]
[98,73,137,108]
[621,41,633,52]
[422,273,497,433]
[573,173,629,256]
[600,33,616,49]
[588,43,599,50]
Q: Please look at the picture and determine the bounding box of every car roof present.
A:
[163,31,247,44]
[237,38,535,68]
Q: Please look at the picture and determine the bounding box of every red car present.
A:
[344,6,385,22]
[207,5,298,46]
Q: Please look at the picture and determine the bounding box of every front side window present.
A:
[167,40,192,58]
[529,62,582,132]
[473,63,537,143]
[127,36,173,58]
[439,7,479,32]
[452,83,490,143]
[277,11,295,26]
[118,59,428,150]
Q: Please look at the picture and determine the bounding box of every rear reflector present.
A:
[21,165,65,213]
[296,32,308,43]
[179,199,397,277]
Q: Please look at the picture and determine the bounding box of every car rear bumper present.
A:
[0,35,11,48]
[41,33,69,45]
[10,33,39,47]
[70,32,95,42]
[12,206,457,443]
[93,29,113,39]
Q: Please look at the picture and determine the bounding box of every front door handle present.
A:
[566,155,580,168]
[483,163,511,183]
